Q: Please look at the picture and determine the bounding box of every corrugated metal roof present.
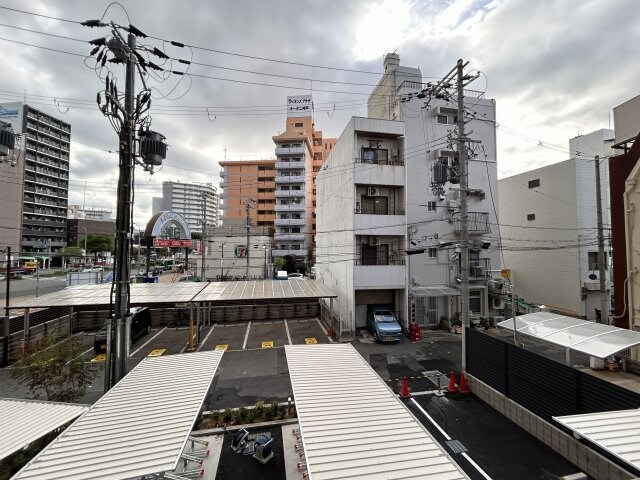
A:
[11,279,335,309]
[14,350,223,480]
[554,409,640,472]
[0,398,88,461]
[285,344,467,480]
[497,312,640,358]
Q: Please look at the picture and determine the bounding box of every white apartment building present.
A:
[152,181,219,234]
[368,54,500,328]
[499,129,614,320]
[315,117,407,332]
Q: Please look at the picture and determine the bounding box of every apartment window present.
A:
[527,213,536,221]
[294,122,303,127]
[427,201,437,212]
[428,247,437,259]
[469,290,482,314]
[292,227,301,233]
[437,114,456,125]
[528,179,540,189]
[588,251,607,270]
[312,189,316,195]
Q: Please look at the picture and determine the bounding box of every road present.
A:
[0,275,67,302]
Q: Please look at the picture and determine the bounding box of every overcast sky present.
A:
[0,0,636,226]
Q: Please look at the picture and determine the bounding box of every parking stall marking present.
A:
[305,337,317,344]
[197,325,216,352]
[242,321,252,350]
[214,344,228,351]
[91,354,105,363]
[130,327,167,357]
[261,341,274,348]
[315,318,334,343]
[147,349,166,357]
[284,319,292,345]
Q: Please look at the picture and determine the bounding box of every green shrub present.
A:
[222,408,233,422]
[237,407,248,421]
[267,400,280,419]
[254,400,265,418]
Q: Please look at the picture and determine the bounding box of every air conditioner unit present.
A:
[432,106,457,116]
[448,200,459,210]
[367,186,379,196]
[492,297,505,310]
[369,236,380,246]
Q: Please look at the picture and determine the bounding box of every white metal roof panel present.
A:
[497,313,640,358]
[0,398,88,461]
[554,409,640,472]
[14,350,223,480]
[285,344,467,480]
[193,279,336,302]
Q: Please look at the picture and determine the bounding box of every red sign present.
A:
[153,239,194,248]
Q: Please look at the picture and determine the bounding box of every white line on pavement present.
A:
[461,452,493,480]
[283,319,292,345]
[68,347,94,365]
[197,324,216,352]
[242,321,251,350]
[130,327,166,357]
[315,318,334,343]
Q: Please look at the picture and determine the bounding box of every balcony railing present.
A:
[274,218,306,226]
[355,207,405,215]
[355,253,406,266]
[275,146,305,156]
[275,161,305,169]
[457,257,491,279]
[275,190,305,198]
[452,212,491,234]
[275,203,305,212]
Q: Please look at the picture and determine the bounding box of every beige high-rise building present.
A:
[219,96,335,266]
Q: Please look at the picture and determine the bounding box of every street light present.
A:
[80,226,88,264]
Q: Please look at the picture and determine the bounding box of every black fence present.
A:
[466,328,640,421]
[8,307,70,335]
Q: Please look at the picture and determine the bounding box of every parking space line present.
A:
[69,347,94,365]
[242,321,251,350]
[283,319,292,345]
[130,327,166,357]
[316,319,334,343]
[197,325,216,352]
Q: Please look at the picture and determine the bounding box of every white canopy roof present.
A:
[285,344,467,480]
[554,409,640,472]
[14,350,223,480]
[0,398,88,462]
[497,312,640,358]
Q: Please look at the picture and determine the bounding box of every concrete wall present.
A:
[467,374,635,480]
[0,148,24,255]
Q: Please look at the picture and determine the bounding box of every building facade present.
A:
[272,96,336,266]
[365,54,500,328]
[218,159,276,232]
[204,225,271,280]
[316,117,407,333]
[152,181,219,234]
[499,130,613,320]
[0,102,70,256]
[68,205,112,221]
[67,218,116,250]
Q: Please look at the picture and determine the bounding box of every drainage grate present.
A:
[422,370,449,390]
[445,439,468,454]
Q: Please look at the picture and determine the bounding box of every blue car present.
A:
[367,305,402,342]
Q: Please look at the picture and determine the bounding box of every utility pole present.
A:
[220,242,225,279]
[457,59,470,371]
[201,193,207,281]
[244,198,254,278]
[595,155,608,323]
[2,247,9,367]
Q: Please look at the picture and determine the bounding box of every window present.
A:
[528,179,540,188]
[428,247,437,259]
[437,114,457,125]
[294,122,303,127]
[527,213,536,221]
[588,251,607,270]
[427,201,437,212]
[469,290,482,314]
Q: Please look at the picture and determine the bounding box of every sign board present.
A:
[287,95,312,117]
[235,244,247,258]
[153,239,194,248]
[0,102,23,133]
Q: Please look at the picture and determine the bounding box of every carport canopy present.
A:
[553,409,640,473]
[0,398,88,462]
[497,312,640,359]
[9,279,337,309]
[286,344,467,480]
[410,285,461,296]
[13,350,223,480]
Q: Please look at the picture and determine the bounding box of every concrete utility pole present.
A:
[244,198,254,278]
[2,247,9,367]
[201,193,207,281]
[457,59,471,371]
[594,155,608,323]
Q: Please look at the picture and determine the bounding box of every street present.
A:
[0,275,67,302]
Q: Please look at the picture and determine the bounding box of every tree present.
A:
[86,233,114,262]
[11,332,99,402]
[273,257,285,272]
[190,232,202,240]
[58,246,83,268]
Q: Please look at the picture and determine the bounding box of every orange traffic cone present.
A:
[459,371,470,394]
[447,371,458,393]
[400,376,410,399]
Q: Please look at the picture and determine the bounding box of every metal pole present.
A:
[35,260,39,298]
[245,199,251,278]
[5,247,10,318]
[595,155,608,324]
[107,32,136,391]
[145,236,151,276]
[263,246,267,279]
[457,59,470,371]
[201,193,207,281]
[220,242,224,280]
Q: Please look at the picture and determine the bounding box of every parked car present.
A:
[287,273,304,279]
[276,270,288,280]
[93,307,151,354]
[366,305,402,343]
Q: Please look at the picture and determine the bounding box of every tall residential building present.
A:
[499,129,614,320]
[151,181,219,234]
[0,102,70,256]
[218,159,276,232]
[68,204,112,221]
[272,96,336,266]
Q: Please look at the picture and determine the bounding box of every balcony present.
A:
[275,161,305,170]
[354,212,406,236]
[275,190,305,198]
[457,258,491,280]
[272,249,308,258]
[274,204,305,212]
[275,218,306,226]
[452,212,491,235]
[275,175,305,183]
[274,233,306,241]
[354,264,406,289]
[275,146,305,156]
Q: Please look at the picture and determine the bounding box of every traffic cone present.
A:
[459,371,470,394]
[400,376,410,399]
[447,372,458,393]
